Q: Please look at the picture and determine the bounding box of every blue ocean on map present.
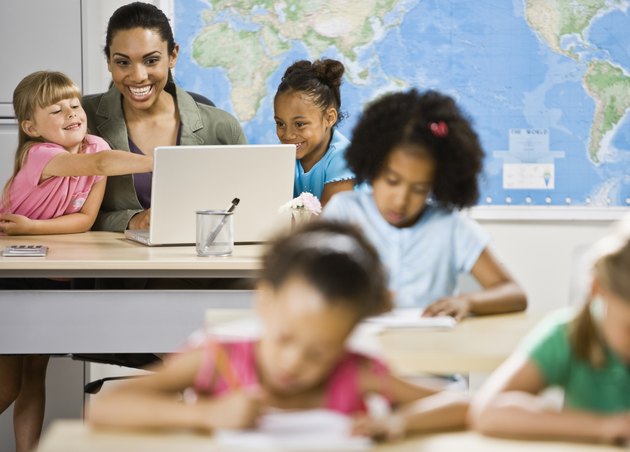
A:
[173,0,630,208]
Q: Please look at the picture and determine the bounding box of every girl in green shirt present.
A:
[471,216,630,445]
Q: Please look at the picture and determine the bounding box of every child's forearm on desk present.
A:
[88,389,212,431]
[398,391,469,434]
[468,281,527,315]
[472,391,629,444]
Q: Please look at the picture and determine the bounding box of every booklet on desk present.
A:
[207,309,455,342]
[215,409,372,450]
[365,309,456,330]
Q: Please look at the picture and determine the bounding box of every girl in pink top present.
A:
[88,221,468,441]
[0,71,153,452]
[0,71,152,235]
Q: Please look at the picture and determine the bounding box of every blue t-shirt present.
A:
[322,190,490,308]
[294,129,354,199]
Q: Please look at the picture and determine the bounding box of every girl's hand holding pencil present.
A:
[352,411,406,442]
[193,338,267,431]
[196,389,265,431]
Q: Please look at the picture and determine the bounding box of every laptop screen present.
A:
[146,144,295,245]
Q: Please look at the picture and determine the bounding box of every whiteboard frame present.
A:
[469,206,629,221]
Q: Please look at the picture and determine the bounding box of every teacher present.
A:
[83,1,246,232]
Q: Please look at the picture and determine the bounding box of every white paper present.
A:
[208,309,456,342]
[364,309,456,330]
[215,409,372,450]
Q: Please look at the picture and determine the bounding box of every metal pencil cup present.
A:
[196,210,234,256]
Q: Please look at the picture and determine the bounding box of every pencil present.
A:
[210,338,241,391]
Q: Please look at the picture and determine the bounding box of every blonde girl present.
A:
[0,71,152,235]
[0,70,151,452]
[471,216,630,445]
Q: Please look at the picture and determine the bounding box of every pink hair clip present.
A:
[429,121,448,138]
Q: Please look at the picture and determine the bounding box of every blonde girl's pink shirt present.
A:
[1,134,109,219]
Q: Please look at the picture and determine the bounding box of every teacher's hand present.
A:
[422,295,471,322]
[128,209,151,230]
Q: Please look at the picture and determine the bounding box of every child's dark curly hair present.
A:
[261,220,389,319]
[346,89,484,210]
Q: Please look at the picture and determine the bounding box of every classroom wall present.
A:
[480,220,612,312]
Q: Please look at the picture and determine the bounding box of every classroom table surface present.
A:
[377,310,546,375]
[37,420,623,452]
[0,231,263,354]
[0,231,264,278]
[1,231,544,373]
[207,309,547,376]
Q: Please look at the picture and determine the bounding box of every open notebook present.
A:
[208,309,455,338]
[215,409,372,450]
[363,308,457,330]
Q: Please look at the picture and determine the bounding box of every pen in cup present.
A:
[205,197,240,245]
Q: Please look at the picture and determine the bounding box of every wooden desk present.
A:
[203,310,546,376]
[0,232,262,354]
[37,420,622,452]
[0,232,542,373]
[0,231,263,278]
[377,312,545,375]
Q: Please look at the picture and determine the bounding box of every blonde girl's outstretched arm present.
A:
[41,150,153,179]
[424,247,527,320]
[88,349,264,432]
[470,353,630,444]
[0,179,106,235]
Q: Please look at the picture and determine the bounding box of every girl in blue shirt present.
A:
[323,89,527,320]
[274,59,355,206]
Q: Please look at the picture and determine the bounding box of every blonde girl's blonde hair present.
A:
[2,71,82,209]
[570,216,630,367]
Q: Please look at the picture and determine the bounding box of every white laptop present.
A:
[124,144,295,246]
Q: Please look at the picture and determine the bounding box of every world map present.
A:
[170,0,630,210]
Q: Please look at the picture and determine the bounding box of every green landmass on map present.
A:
[191,0,403,120]
[584,61,630,163]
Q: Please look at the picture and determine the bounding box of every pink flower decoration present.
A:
[298,192,322,215]
[279,192,322,220]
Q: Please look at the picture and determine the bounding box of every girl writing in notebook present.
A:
[323,89,527,320]
[471,216,630,445]
[0,70,151,452]
[274,59,355,206]
[88,221,468,440]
